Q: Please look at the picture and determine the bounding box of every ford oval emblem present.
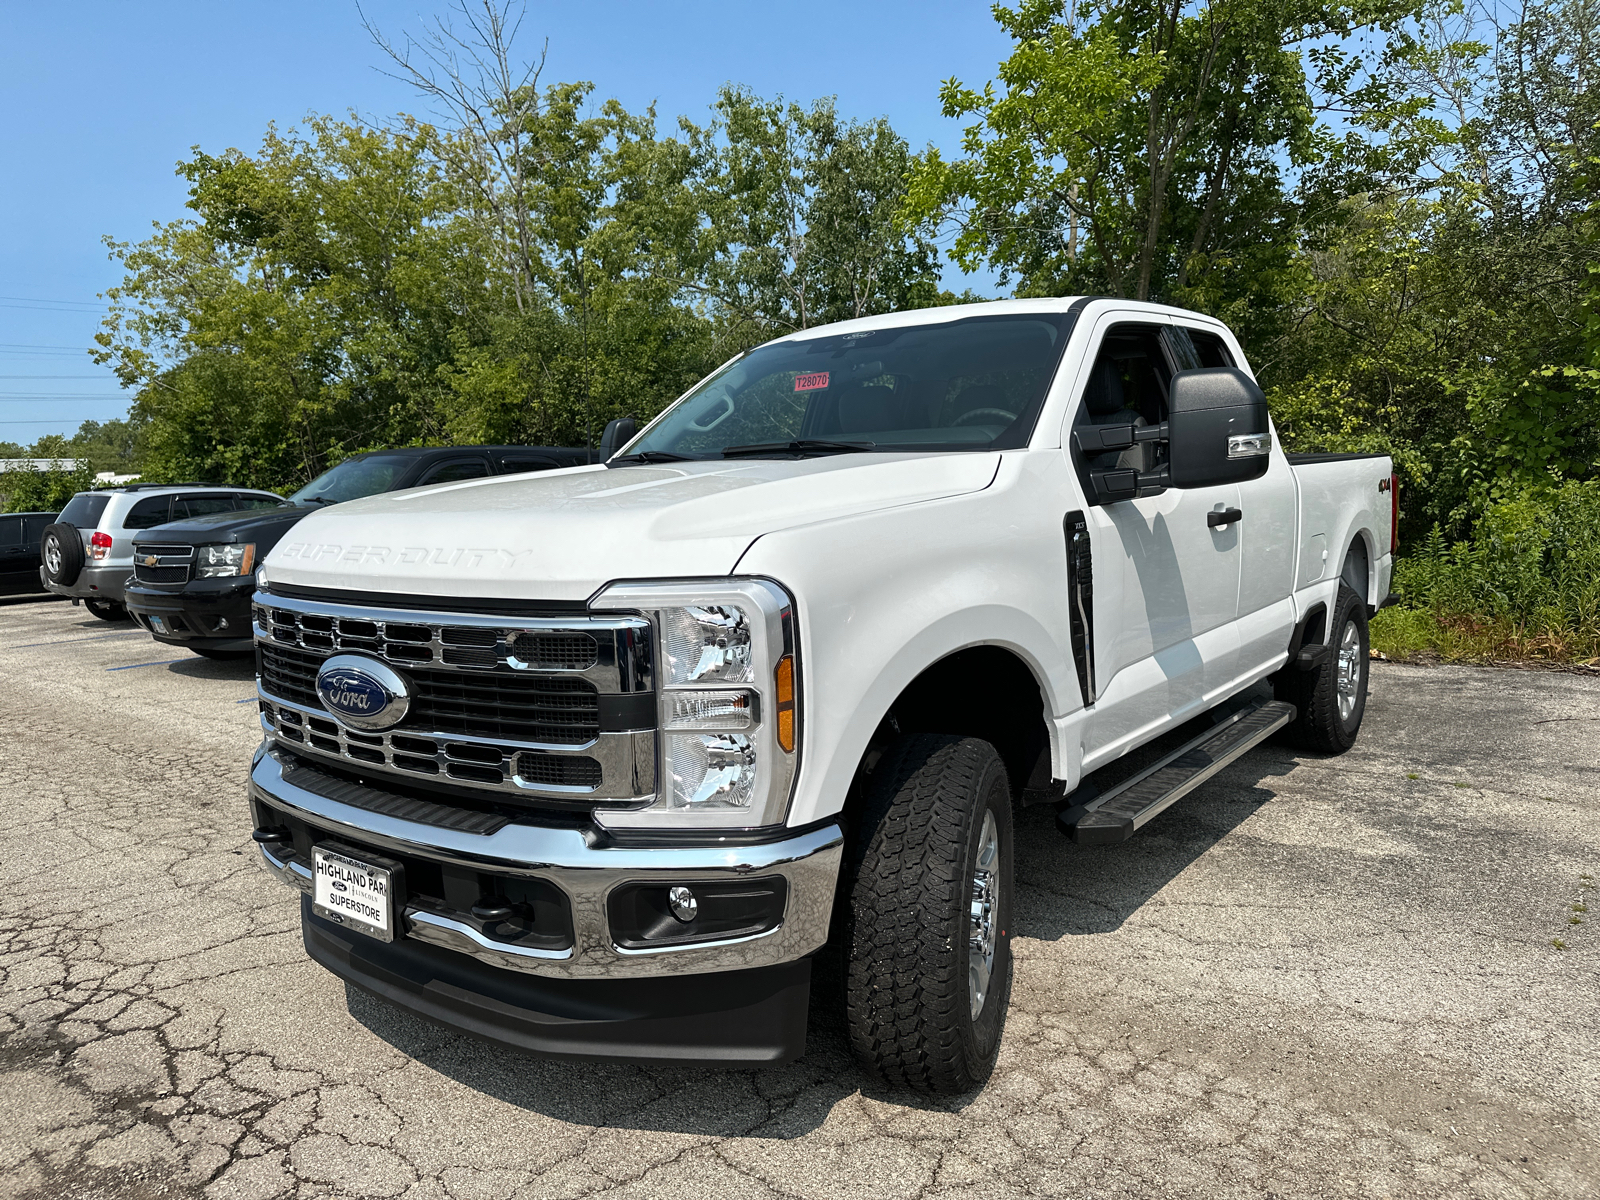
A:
[315,654,412,731]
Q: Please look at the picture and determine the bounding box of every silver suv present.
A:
[40,485,284,620]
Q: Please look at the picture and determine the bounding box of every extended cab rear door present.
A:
[1173,322,1299,681]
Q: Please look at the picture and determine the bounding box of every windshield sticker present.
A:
[794,371,830,392]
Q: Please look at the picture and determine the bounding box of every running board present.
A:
[1057,701,1296,845]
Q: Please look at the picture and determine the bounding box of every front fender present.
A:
[735,462,1079,829]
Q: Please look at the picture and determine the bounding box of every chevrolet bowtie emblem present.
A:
[143,555,159,567]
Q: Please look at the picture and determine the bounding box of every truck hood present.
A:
[265,453,1001,602]
[140,505,312,545]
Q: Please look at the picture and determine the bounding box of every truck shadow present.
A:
[164,654,256,680]
[1012,744,1298,940]
[344,703,1307,1134]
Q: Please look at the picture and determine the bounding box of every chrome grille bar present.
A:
[252,593,651,692]
[259,696,654,801]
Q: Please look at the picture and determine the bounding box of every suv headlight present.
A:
[196,543,256,578]
[590,579,799,830]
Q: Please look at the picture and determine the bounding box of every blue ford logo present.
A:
[315,654,411,731]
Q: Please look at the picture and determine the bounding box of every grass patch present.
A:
[1370,606,1600,665]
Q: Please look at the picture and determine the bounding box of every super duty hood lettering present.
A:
[264,453,1001,600]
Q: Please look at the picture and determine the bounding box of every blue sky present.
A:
[0,1,1013,444]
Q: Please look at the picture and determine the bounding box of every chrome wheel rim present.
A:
[968,808,999,1022]
[44,539,60,575]
[1336,617,1362,723]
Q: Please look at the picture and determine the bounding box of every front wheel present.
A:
[1277,583,1369,753]
[84,598,128,622]
[843,734,1014,1094]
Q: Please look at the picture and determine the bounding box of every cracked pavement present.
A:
[2,594,1597,1199]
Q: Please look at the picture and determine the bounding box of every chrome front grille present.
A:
[133,543,194,585]
[253,591,656,804]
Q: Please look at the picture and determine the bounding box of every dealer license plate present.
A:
[312,846,395,942]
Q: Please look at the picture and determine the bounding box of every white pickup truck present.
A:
[245,298,1395,1093]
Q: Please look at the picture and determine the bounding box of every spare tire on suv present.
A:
[40,522,84,587]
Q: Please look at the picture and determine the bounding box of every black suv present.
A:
[124,445,590,658]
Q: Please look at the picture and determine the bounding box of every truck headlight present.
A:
[590,579,799,830]
[196,543,256,578]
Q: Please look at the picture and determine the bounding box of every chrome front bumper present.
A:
[249,744,843,981]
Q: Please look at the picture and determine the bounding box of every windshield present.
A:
[624,314,1071,459]
[288,455,411,504]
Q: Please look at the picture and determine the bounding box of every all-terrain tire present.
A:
[1277,583,1370,753]
[84,598,129,622]
[843,734,1014,1094]
[40,522,84,587]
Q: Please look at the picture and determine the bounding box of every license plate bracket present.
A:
[312,842,405,943]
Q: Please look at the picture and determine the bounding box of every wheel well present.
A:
[861,646,1050,803]
[1341,535,1370,603]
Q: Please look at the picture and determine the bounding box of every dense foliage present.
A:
[5,0,1595,657]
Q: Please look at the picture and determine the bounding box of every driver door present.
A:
[1068,315,1243,767]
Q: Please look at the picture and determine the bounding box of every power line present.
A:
[0,294,103,308]
[0,343,96,351]
[0,303,104,314]
[0,396,129,401]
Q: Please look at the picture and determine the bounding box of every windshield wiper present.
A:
[299,495,338,505]
[609,450,697,464]
[721,439,877,458]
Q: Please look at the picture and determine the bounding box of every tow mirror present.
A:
[1166,368,1271,489]
[1075,367,1271,504]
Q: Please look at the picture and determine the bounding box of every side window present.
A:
[24,515,55,541]
[419,459,489,485]
[1075,323,1173,475]
[499,456,559,474]
[174,494,243,520]
[1188,329,1235,368]
[0,516,21,548]
[233,494,283,510]
[122,495,174,530]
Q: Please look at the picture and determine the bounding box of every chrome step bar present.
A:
[1057,700,1296,845]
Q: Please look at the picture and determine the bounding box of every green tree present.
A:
[1267,0,1600,536]
[95,116,491,489]
[700,88,944,335]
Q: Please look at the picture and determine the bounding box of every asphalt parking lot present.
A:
[2,594,1597,1200]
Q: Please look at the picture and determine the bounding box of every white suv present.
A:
[40,485,284,620]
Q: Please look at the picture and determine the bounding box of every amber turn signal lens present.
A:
[774,654,795,752]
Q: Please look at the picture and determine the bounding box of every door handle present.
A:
[1208,507,1243,528]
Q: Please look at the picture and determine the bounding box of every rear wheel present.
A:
[843,734,1014,1094]
[84,598,129,622]
[1277,583,1369,753]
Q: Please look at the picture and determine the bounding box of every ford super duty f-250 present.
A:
[245,298,1396,1094]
